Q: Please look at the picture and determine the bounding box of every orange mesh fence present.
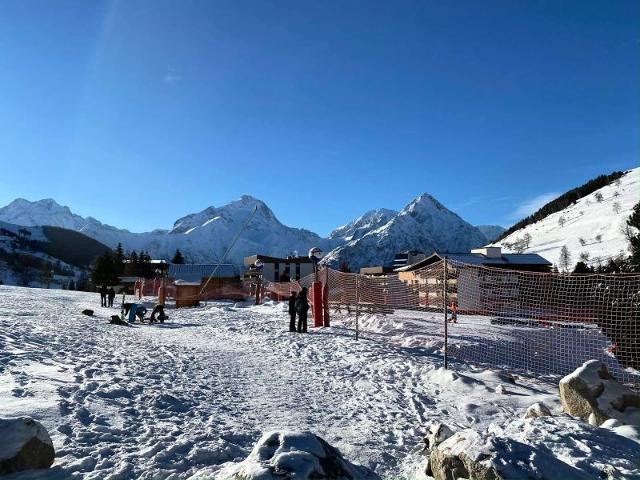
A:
[263,262,640,387]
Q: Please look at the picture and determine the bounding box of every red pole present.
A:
[311,281,323,327]
[323,267,330,327]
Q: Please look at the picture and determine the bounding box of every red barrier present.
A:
[311,281,323,327]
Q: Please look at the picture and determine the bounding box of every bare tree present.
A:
[594,192,604,203]
[579,251,590,262]
[559,245,572,273]
[595,234,602,243]
[558,215,566,228]
[579,237,586,246]
[613,202,621,214]
[613,190,620,198]
[523,233,532,250]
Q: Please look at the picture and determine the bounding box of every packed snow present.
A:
[496,167,640,268]
[1,285,638,478]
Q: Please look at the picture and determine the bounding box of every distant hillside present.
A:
[493,167,640,268]
[476,225,506,243]
[37,226,111,267]
[496,170,626,242]
[0,222,110,287]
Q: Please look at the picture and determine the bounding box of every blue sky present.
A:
[0,1,638,236]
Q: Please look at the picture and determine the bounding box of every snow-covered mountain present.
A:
[493,167,640,269]
[322,194,487,270]
[0,193,490,270]
[476,225,506,243]
[0,196,340,266]
[329,208,398,242]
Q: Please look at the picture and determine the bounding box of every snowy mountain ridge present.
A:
[493,167,640,269]
[322,193,488,270]
[0,193,490,270]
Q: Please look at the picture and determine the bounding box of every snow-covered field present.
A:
[1,286,638,479]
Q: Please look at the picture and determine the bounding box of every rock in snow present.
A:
[429,415,640,480]
[218,431,380,480]
[559,360,640,426]
[0,417,55,475]
[523,402,552,419]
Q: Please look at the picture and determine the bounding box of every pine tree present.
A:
[339,260,351,273]
[172,249,185,264]
[626,201,640,271]
[559,245,572,272]
[91,251,118,286]
[573,261,593,274]
[114,243,125,274]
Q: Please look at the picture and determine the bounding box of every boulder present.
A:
[559,360,640,426]
[429,415,640,480]
[222,431,380,480]
[523,402,552,419]
[0,417,55,475]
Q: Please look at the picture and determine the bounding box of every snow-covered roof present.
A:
[168,264,238,282]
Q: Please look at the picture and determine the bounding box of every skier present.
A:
[288,291,297,332]
[99,285,107,307]
[295,287,309,333]
[107,287,116,307]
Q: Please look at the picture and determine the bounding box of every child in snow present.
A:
[288,291,297,332]
[295,288,309,333]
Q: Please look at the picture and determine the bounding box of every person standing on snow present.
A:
[99,285,107,307]
[288,291,297,332]
[107,287,116,307]
[295,287,309,333]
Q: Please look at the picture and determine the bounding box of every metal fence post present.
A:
[355,274,360,341]
[443,258,448,369]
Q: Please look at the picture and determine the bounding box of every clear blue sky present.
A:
[0,0,638,235]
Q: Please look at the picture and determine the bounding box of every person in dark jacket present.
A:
[107,287,116,307]
[288,291,297,332]
[99,285,107,307]
[295,287,309,333]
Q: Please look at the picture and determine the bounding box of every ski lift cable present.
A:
[199,205,258,298]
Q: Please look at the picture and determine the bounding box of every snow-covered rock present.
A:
[218,431,380,480]
[523,402,552,419]
[429,415,640,480]
[323,193,487,271]
[0,417,55,475]
[423,423,455,451]
[494,167,640,268]
[559,360,640,426]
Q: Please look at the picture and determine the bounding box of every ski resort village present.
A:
[1,2,639,480]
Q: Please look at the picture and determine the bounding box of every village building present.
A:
[394,247,552,310]
[392,250,427,269]
[243,254,316,283]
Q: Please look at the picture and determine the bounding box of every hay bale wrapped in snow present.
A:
[0,417,55,475]
[559,360,640,426]
[220,431,380,480]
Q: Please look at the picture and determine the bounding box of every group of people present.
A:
[288,287,310,333]
[99,285,116,307]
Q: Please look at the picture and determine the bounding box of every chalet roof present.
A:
[168,264,238,282]
[395,252,552,272]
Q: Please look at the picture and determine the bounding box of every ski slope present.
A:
[0,286,638,479]
[495,168,640,268]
